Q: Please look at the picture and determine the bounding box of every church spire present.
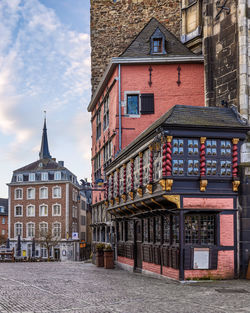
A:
[39,111,52,160]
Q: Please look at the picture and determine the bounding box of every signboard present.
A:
[95,178,104,186]
[193,248,209,269]
[72,232,79,240]
[22,250,26,257]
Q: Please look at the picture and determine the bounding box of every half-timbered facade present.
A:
[105,105,249,280]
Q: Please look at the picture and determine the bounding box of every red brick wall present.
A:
[117,256,134,267]
[185,250,234,280]
[142,262,161,274]
[162,266,179,280]
[220,214,234,246]
[0,216,8,240]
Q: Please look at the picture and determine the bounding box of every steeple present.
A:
[39,111,52,160]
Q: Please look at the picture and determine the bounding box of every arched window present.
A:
[15,222,23,237]
[15,205,23,217]
[39,204,48,217]
[53,222,61,238]
[52,204,61,216]
[27,222,35,237]
[39,187,48,199]
[52,186,61,198]
[39,222,48,237]
[27,188,35,200]
[26,204,35,217]
[15,188,23,200]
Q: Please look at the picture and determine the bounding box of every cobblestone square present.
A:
[0,262,250,313]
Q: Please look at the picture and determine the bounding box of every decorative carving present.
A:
[200,137,206,177]
[162,138,167,177]
[130,158,134,191]
[166,136,173,177]
[141,201,153,211]
[116,168,120,196]
[123,163,127,194]
[159,179,166,191]
[104,201,109,207]
[232,138,239,178]
[232,180,240,192]
[115,196,120,204]
[163,195,180,209]
[151,198,165,210]
[137,187,143,197]
[176,65,181,86]
[146,184,153,194]
[166,179,173,191]
[139,152,143,187]
[148,65,153,87]
[121,194,127,202]
[124,205,134,214]
[200,179,208,192]
[109,199,114,206]
[129,191,134,200]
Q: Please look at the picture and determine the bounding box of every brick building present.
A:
[0,198,8,243]
[88,19,204,249]
[8,118,80,261]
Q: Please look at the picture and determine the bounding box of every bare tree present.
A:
[37,229,60,261]
[0,234,6,246]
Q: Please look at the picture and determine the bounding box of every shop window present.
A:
[163,215,170,244]
[149,218,154,243]
[143,218,149,242]
[185,214,216,245]
[125,220,133,241]
[172,216,179,245]
[155,216,162,243]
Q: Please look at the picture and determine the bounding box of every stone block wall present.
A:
[203,0,238,108]
[90,0,181,94]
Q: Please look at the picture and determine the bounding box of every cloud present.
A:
[0,0,91,196]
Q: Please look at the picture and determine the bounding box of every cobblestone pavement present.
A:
[0,262,250,313]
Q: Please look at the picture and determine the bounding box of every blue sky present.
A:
[0,0,91,197]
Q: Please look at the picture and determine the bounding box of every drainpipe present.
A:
[118,64,122,151]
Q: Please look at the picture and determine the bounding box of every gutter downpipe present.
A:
[118,64,122,151]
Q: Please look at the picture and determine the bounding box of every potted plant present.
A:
[96,243,105,267]
[104,244,114,269]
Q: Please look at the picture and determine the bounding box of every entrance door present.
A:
[134,220,142,272]
[54,248,60,261]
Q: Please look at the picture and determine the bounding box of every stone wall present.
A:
[90,0,181,94]
[203,0,238,108]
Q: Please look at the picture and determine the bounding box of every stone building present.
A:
[7,118,80,261]
[0,198,8,243]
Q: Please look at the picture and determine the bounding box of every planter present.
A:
[104,250,114,269]
[96,249,104,267]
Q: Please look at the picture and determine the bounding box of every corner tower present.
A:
[90,0,181,94]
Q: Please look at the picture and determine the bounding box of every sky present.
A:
[0,0,91,198]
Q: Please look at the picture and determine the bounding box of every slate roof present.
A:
[14,158,64,173]
[0,198,8,216]
[120,18,194,58]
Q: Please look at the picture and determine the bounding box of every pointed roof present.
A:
[120,18,193,58]
[39,117,51,160]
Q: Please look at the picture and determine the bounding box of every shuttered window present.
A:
[141,93,154,115]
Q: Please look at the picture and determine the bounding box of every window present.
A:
[29,173,35,181]
[81,215,86,225]
[81,232,86,241]
[94,152,101,180]
[96,109,101,140]
[2,230,5,235]
[53,222,61,238]
[40,245,47,258]
[2,217,5,224]
[17,174,23,182]
[127,95,139,115]
[185,215,215,245]
[153,38,162,53]
[72,189,78,202]
[41,172,48,181]
[163,215,170,244]
[39,205,48,217]
[72,206,78,218]
[52,186,61,198]
[39,222,48,237]
[27,205,35,217]
[39,187,48,199]
[103,95,109,131]
[81,201,86,211]
[27,223,35,237]
[0,206,4,213]
[15,223,22,237]
[103,141,112,163]
[141,94,154,115]
[15,205,23,217]
[54,171,61,180]
[52,204,61,216]
[172,215,179,244]
[27,188,35,199]
[15,188,23,200]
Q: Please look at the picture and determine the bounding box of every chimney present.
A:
[58,161,64,167]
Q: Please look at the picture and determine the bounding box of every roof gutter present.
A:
[87,55,204,112]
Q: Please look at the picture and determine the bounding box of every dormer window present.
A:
[153,38,163,53]
[150,28,166,55]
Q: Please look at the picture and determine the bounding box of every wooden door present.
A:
[134,220,142,271]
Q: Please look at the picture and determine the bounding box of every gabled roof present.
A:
[14,158,64,173]
[120,18,193,58]
[0,198,8,216]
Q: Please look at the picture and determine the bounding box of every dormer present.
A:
[150,28,166,55]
